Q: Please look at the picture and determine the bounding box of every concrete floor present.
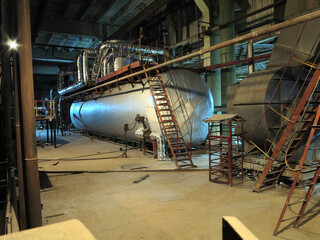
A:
[37,133,320,240]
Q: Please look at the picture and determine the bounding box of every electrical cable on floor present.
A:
[39,168,209,175]
[39,148,140,161]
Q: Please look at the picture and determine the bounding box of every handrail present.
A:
[34,100,55,119]
[168,67,193,155]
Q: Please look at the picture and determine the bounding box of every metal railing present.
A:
[34,100,55,119]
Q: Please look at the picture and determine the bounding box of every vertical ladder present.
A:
[254,64,320,191]
[145,69,195,168]
[273,104,320,235]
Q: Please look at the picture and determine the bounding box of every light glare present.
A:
[8,40,18,50]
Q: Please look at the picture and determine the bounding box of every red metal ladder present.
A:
[144,69,195,168]
[253,64,320,191]
[273,103,320,235]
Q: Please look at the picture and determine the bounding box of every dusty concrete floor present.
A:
[37,133,320,240]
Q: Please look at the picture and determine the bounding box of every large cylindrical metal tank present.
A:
[231,66,306,146]
[70,69,214,146]
[229,66,320,163]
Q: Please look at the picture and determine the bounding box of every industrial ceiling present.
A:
[30,0,163,66]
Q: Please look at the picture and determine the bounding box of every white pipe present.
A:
[134,128,166,161]
[150,132,166,161]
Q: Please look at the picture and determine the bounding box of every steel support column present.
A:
[17,0,42,228]
[219,0,236,110]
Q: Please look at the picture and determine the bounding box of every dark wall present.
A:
[33,74,58,100]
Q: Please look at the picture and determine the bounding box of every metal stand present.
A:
[205,114,244,186]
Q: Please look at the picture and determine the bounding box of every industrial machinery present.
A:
[58,40,214,163]
[228,0,320,165]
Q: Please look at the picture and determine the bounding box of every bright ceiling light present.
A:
[8,40,18,50]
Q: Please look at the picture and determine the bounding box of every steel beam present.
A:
[40,16,106,38]
[205,53,271,71]
[108,0,169,39]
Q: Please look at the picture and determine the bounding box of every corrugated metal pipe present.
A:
[58,49,96,95]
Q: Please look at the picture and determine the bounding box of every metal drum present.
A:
[70,69,214,146]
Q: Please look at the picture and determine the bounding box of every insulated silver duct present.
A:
[58,49,97,95]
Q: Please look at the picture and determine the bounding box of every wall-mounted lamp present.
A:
[8,39,18,50]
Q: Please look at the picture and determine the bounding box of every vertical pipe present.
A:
[219,0,236,110]
[50,121,53,145]
[13,51,27,230]
[228,121,232,186]
[208,123,211,181]
[46,120,49,143]
[53,119,57,148]
[142,139,146,155]
[17,0,42,228]
[152,141,157,159]
[248,40,254,74]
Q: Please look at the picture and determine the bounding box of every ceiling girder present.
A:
[108,0,169,39]
[40,16,106,38]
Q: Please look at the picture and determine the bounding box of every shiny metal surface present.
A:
[229,0,320,164]
[58,49,97,95]
[70,69,214,146]
[231,67,303,146]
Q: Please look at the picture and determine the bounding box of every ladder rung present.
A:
[301,119,313,122]
[288,200,306,206]
[297,128,308,132]
[263,177,278,183]
[177,158,190,161]
[164,125,176,128]
[291,138,302,142]
[304,181,314,186]
[163,120,174,123]
[282,216,298,222]
[158,103,169,106]
[169,137,183,139]
[269,126,285,130]
[167,131,178,134]
[172,147,186,151]
[176,152,188,156]
[179,164,196,168]
[210,167,230,172]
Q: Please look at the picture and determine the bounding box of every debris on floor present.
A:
[133,174,150,183]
